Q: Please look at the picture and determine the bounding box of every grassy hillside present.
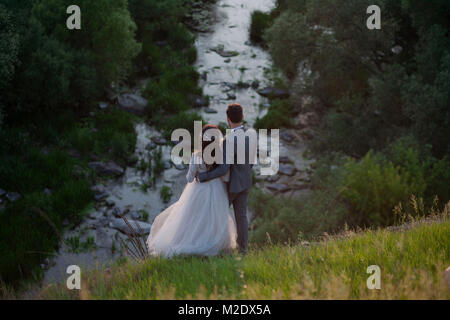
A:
[23,211,450,300]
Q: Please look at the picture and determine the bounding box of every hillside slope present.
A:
[26,217,450,300]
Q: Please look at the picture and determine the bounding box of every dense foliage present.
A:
[249,0,450,243]
[0,0,203,286]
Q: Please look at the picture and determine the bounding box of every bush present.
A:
[341,152,416,227]
[0,145,92,284]
[254,99,293,129]
[160,186,173,204]
[249,11,273,45]
[249,188,346,245]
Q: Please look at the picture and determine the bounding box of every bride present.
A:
[146,124,237,258]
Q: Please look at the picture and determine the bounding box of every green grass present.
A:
[27,213,450,300]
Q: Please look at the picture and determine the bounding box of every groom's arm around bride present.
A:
[197,103,256,254]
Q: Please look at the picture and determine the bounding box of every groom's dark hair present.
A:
[226,103,243,124]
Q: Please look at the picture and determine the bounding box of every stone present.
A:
[279,164,296,176]
[0,188,6,197]
[266,183,290,193]
[43,188,52,196]
[99,102,108,110]
[291,182,313,191]
[280,132,295,143]
[227,93,237,100]
[111,207,122,218]
[224,58,231,63]
[210,45,240,58]
[130,211,141,220]
[6,192,21,202]
[145,142,156,150]
[117,93,148,115]
[91,184,106,195]
[257,87,290,99]
[204,107,218,114]
[164,160,172,170]
[251,80,260,89]
[222,82,237,90]
[89,161,124,177]
[191,95,209,108]
[266,175,280,183]
[151,136,167,145]
[173,163,186,170]
[279,156,291,164]
[106,199,115,207]
[109,218,151,235]
[94,192,108,201]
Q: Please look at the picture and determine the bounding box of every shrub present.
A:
[341,152,414,227]
[249,188,346,245]
[249,11,273,45]
[160,186,173,204]
[254,99,293,129]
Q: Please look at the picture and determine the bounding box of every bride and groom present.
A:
[146,103,256,257]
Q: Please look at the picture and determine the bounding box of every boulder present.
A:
[163,160,172,170]
[129,210,141,220]
[89,161,124,177]
[266,183,290,193]
[105,199,116,207]
[257,87,290,99]
[0,188,6,197]
[99,102,108,110]
[151,136,167,145]
[6,192,21,202]
[279,156,291,164]
[191,96,209,108]
[279,164,296,176]
[266,175,280,183]
[291,182,313,191]
[227,93,237,100]
[111,207,122,218]
[109,218,151,235]
[210,46,240,58]
[173,163,186,170]
[145,142,157,150]
[204,107,218,114]
[117,93,148,115]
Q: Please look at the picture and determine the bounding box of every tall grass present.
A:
[27,206,450,300]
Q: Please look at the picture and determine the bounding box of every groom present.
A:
[197,103,255,254]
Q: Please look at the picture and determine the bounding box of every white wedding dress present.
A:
[146,152,237,258]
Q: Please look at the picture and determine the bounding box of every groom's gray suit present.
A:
[198,126,254,253]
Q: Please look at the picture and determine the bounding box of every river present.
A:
[40,0,313,286]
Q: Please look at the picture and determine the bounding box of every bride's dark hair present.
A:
[202,124,220,170]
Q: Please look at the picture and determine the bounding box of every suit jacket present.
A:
[198,126,255,194]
